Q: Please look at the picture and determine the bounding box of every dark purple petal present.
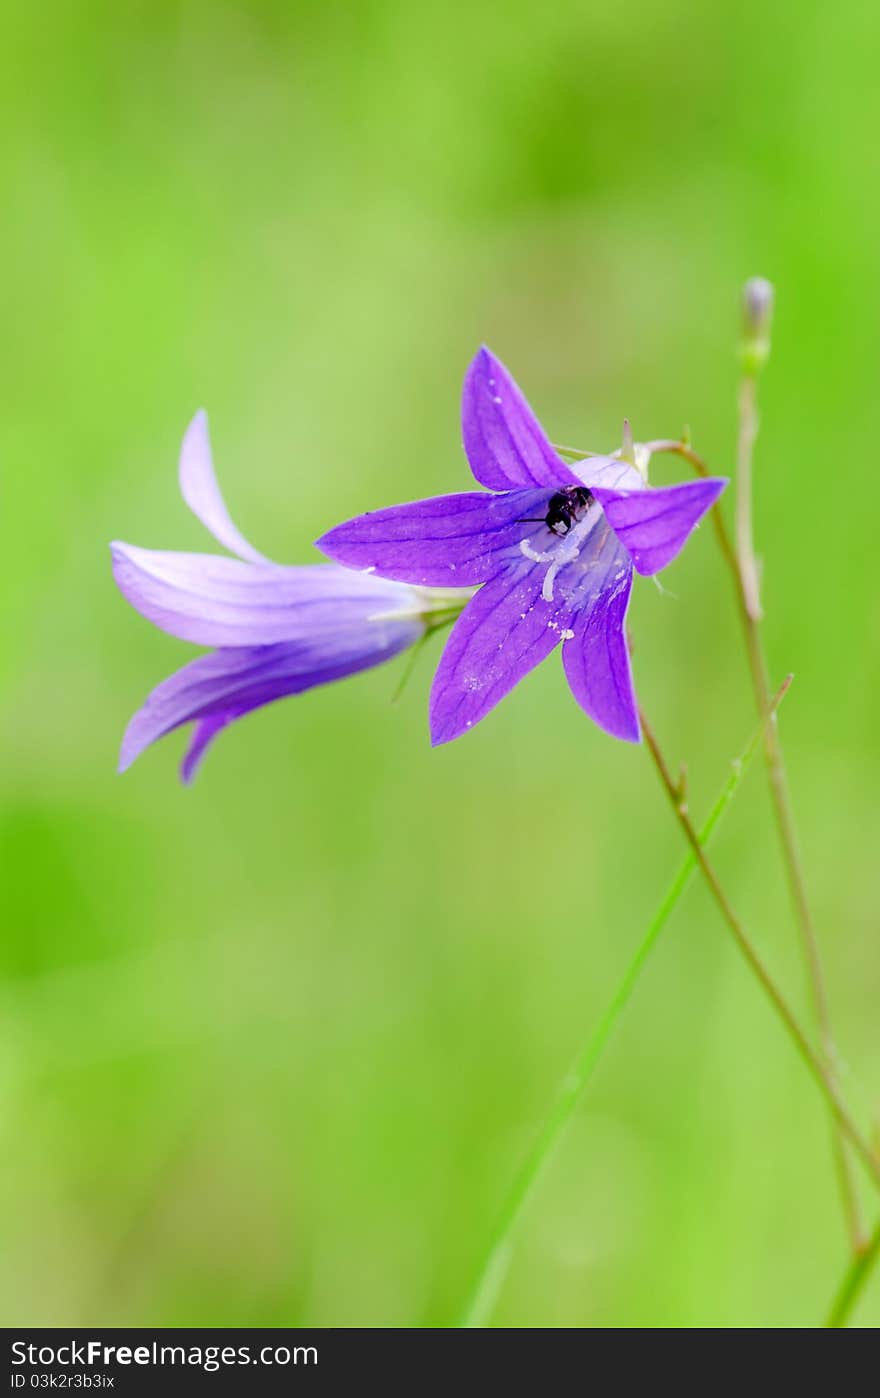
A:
[111,546,420,647]
[179,411,269,563]
[591,477,727,576]
[317,488,548,586]
[120,617,423,779]
[462,347,580,491]
[181,715,234,784]
[429,562,573,745]
[561,565,639,742]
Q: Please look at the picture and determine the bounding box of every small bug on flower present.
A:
[520,485,594,536]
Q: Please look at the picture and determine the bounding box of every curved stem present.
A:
[644,432,864,1253]
[638,706,880,1194]
[826,1217,880,1327]
[558,428,864,1247]
[459,687,789,1328]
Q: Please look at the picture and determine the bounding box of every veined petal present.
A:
[179,411,269,563]
[111,545,421,647]
[462,347,580,491]
[573,456,644,492]
[591,477,727,576]
[429,562,572,745]
[120,619,423,779]
[562,563,639,742]
[317,489,548,586]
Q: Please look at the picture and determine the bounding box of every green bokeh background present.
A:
[2,1,878,1328]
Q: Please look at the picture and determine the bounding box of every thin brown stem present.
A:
[646,433,865,1252]
[638,705,880,1195]
[642,438,744,602]
[826,1214,880,1327]
[560,426,864,1244]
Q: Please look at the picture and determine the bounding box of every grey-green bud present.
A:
[740,277,774,374]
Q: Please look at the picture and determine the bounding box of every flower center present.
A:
[518,488,599,602]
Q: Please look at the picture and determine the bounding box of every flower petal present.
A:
[120,619,423,779]
[181,715,234,784]
[179,411,269,563]
[590,477,727,576]
[317,489,548,586]
[111,546,420,647]
[429,562,572,745]
[462,347,580,491]
[561,564,639,742]
[573,456,644,491]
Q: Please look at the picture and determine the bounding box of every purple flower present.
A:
[318,348,727,746]
[113,413,457,782]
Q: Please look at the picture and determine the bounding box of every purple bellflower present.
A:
[318,349,727,746]
[112,414,466,782]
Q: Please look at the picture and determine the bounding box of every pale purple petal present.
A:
[120,618,423,778]
[561,565,639,742]
[317,489,549,586]
[429,562,573,745]
[179,411,269,563]
[111,546,419,647]
[591,477,727,576]
[462,347,580,491]
[573,456,644,491]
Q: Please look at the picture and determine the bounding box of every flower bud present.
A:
[740,277,774,375]
[620,417,636,466]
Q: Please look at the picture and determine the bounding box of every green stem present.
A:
[645,429,865,1253]
[458,689,788,1328]
[639,707,880,1194]
[392,604,468,704]
[826,1218,880,1327]
[554,441,600,461]
[733,365,864,1252]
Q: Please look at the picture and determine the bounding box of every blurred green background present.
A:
[1,0,878,1328]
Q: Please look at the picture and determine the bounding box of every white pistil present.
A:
[541,561,561,602]
[519,538,555,564]
[518,508,599,602]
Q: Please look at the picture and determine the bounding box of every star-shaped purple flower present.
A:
[112,413,452,781]
[318,348,727,746]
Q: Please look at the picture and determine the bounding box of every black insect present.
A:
[520,485,594,537]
